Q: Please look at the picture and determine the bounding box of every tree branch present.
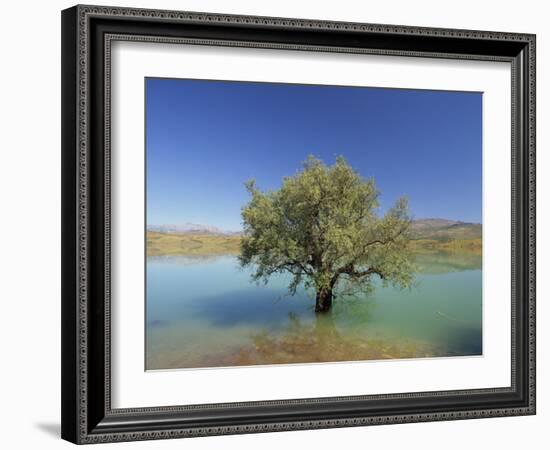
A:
[364,222,409,248]
[332,264,385,285]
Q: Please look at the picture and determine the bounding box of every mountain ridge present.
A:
[147,223,241,236]
[410,218,481,240]
[148,218,481,240]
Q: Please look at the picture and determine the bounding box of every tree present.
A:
[239,155,414,313]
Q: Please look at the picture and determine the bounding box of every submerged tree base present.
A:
[314,289,333,313]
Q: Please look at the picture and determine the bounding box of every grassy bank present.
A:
[147,232,241,256]
[147,232,482,257]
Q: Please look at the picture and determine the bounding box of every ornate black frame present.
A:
[61,4,536,444]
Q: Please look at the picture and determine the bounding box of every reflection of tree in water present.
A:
[229,312,437,366]
[329,295,377,327]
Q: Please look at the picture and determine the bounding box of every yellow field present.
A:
[147,232,481,257]
[409,238,482,255]
[146,232,241,256]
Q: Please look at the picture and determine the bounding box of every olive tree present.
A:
[239,156,414,313]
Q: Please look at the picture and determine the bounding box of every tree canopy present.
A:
[239,155,414,312]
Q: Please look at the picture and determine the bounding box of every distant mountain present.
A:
[148,219,481,241]
[147,223,241,236]
[410,218,481,241]
[410,218,463,231]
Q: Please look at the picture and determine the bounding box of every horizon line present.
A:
[147,217,483,233]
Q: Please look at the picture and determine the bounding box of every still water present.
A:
[146,253,482,370]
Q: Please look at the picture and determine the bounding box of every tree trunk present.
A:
[315,287,333,313]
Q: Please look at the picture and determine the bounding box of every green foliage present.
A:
[239,155,415,306]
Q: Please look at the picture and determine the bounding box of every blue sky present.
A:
[146,78,482,231]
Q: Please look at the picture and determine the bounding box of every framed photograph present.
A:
[61,5,536,444]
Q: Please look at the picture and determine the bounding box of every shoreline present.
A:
[147,231,482,257]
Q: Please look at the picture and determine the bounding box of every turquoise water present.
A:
[146,253,482,370]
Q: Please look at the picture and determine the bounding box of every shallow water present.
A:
[146,252,482,370]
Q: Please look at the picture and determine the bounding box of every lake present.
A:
[146,252,482,370]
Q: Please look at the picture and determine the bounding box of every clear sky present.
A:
[146,78,482,231]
